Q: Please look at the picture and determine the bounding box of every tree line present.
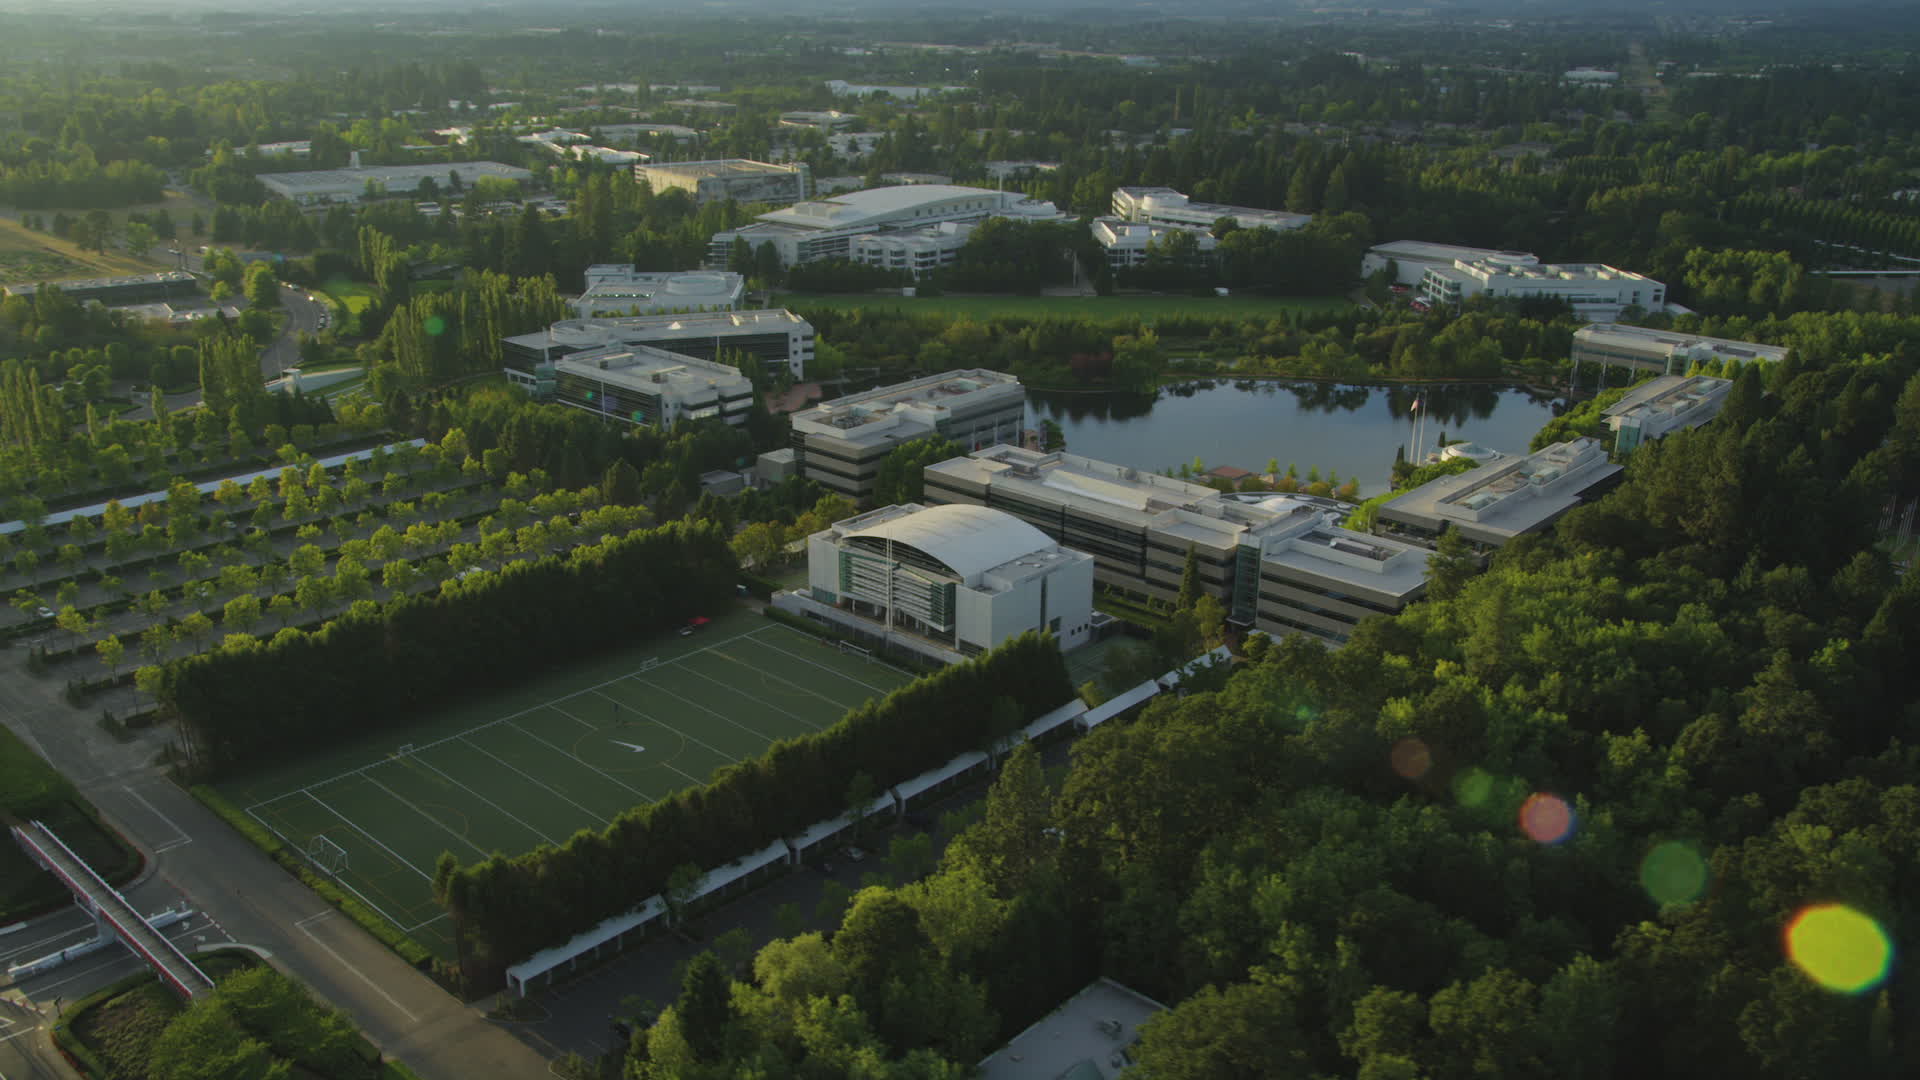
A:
[434,630,1074,989]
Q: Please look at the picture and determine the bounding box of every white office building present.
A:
[550,344,755,429]
[848,221,979,279]
[1375,438,1624,548]
[258,161,532,206]
[1361,240,1542,288]
[788,370,1026,503]
[802,502,1096,659]
[710,185,1069,270]
[634,159,810,206]
[1603,374,1734,455]
[502,309,814,383]
[572,267,744,318]
[1572,323,1789,376]
[1110,186,1310,233]
[1419,258,1666,321]
[1090,216,1219,269]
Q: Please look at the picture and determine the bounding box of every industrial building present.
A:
[1374,438,1623,548]
[633,159,809,206]
[1110,186,1311,233]
[572,266,744,318]
[1090,216,1219,269]
[1603,374,1734,455]
[1361,240,1542,288]
[502,309,814,383]
[257,161,532,206]
[1571,323,1789,376]
[787,370,1026,503]
[924,446,1433,645]
[550,344,756,429]
[3,271,197,306]
[802,502,1096,658]
[709,185,1068,270]
[1419,258,1666,321]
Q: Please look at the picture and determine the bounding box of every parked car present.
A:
[844,846,868,863]
[35,606,53,619]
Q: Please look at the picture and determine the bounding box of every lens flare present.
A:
[1452,767,1493,807]
[1390,737,1432,780]
[423,315,448,336]
[1639,841,1710,905]
[1785,904,1892,994]
[1517,792,1575,845]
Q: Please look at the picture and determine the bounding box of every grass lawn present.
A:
[321,280,381,314]
[0,216,163,282]
[0,723,141,922]
[774,291,1353,321]
[216,610,914,961]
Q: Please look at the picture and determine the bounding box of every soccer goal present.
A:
[396,743,416,756]
[639,657,661,672]
[307,834,350,876]
[837,641,873,662]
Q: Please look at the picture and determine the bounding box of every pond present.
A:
[1027,379,1562,496]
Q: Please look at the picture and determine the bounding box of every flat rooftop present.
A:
[1575,323,1789,363]
[793,370,1022,446]
[976,978,1166,1080]
[1382,438,1622,541]
[259,161,531,195]
[756,185,1060,233]
[554,344,751,399]
[3,270,196,296]
[1370,239,1538,263]
[1603,374,1733,421]
[508,310,809,352]
[637,158,799,180]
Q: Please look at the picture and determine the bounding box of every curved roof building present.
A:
[805,502,1095,659]
[709,184,1068,270]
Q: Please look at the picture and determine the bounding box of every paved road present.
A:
[264,284,329,381]
[0,650,553,1079]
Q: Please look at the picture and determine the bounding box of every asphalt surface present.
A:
[0,644,554,1079]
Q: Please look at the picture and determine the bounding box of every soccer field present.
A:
[218,614,913,960]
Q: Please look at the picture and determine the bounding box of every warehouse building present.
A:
[924,446,1431,645]
[503,310,813,384]
[709,184,1068,269]
[633,159,809,206]
[1419,257,1666,321]
[1571,323,1789,376]
[1110,187,1310,233]
[1361,240,1542,288]
[572,266,744,318]
[258,161,532,206]
[788,370,1026,503]
[3,271,197,306]
[1603,374,1734,455]
[551,344,755,429]
[801,502,1096,659]
[1374,437,1623,548]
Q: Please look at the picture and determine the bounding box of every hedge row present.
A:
[442,629,1074,986]
[191,784,434,969]
[159,519,738,776]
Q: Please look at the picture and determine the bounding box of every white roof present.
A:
[845,504,1057,580]
[758,185,1035,231]
[507,894,667,986]
[1079,680,1161,729]
[893,750,990,802]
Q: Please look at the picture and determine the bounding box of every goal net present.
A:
[307,834,350,875]
[639,657,661,672]
[837,641,873,661]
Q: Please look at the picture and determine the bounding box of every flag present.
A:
[1409,397,1421,415]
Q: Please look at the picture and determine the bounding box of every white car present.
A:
[844,846,867,863]
[35,606,53,619]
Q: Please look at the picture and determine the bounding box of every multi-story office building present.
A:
[709,185,1068,270]
[3,271,197,306]
[848,221,977,279]
[1419,258,1666,321]
[1374,438,1623,548]
[800,502,1096,658]
[1603,375,1734,455]
[633,159,810,206]
[502,309,814,386]
[1110,187,1310,233]
[923,446,1431,645]
[572,267,744,318]
[1571,323,1789,376]
[788,371,1026,503]
[1089,216,1219,269]
[551,344,755,429]
[1360,241,1541,288]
